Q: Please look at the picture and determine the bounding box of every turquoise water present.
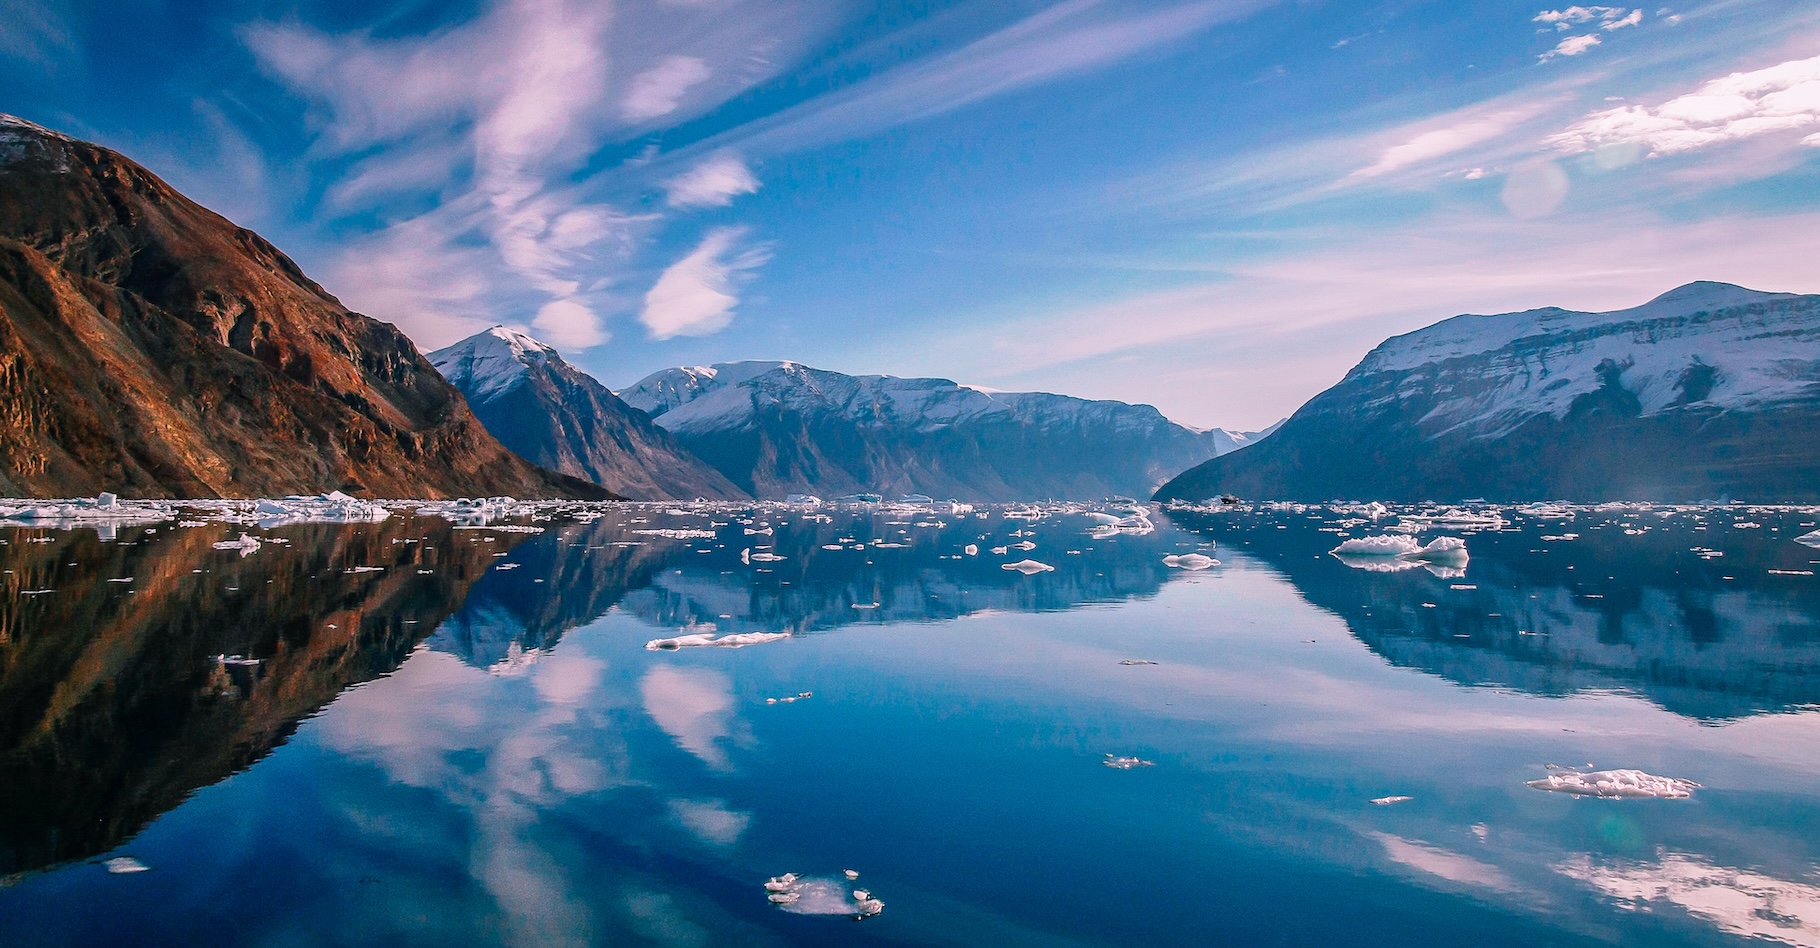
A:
[4,502,1819,946]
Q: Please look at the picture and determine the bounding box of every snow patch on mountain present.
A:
[428,326,558,400]
[1355,282,1820,440]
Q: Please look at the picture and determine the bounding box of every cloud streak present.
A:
[640,227,770,340]
[1548,52,1820,156]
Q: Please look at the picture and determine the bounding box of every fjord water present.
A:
[3,504,1819,947]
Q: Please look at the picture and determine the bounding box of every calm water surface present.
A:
[3,500,1819,947]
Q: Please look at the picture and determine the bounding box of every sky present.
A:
[5,0,1820,430]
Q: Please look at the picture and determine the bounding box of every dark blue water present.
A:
[3,501,1819,946]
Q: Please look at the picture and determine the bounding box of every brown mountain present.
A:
[0,114,608,499]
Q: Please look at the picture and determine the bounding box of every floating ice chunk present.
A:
[1118,659,1157,666]
[1103,754,1154,769]
[784,494,823,506]
[1526,768,1700,799]
[1796,529,1820,549]
[744,526,773,536]
[1163,553,1218,570]
[104,856,149,874]
[211,533,262,557]
[1010,540,1036,551]
[1415,536,1468,563]
[646,631,791,650]
[1088,524,1121,540]
[1371,795,1413,806]
[634,528,717,540]
[1084,512,1121,525]
[214,654,261,667]
[963,544,978,556]
[843,869,860,880]
[1332,535,1423,557]
[740,548,786,564]
[255,493,389,528]
[764,874,882,919]
[1002,559,1054,574]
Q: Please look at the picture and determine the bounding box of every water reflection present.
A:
[0,516,513,877]
[1165,505,1820,719]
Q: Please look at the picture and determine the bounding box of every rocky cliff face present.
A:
[1156,283,1820,503]
[618,361,1263,500]
[430,328,743,501]
[0,115,604,499]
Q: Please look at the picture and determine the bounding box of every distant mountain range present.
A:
[618,361,1271,501]
[0,115,603,499]
[1157,282,1820,503]
[430,327,744,500]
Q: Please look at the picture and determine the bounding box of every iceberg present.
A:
[211,533,262,557]
[1103,754,1154,769]
[103,856,149,874]
[1002,559,1054,574]
[645,631,791,650]
[1331,535,1469,570]
[1332,535,1422,557]
[1163,553,1217,570]
[1526,768,1700,799]
[1796,529,1820,549]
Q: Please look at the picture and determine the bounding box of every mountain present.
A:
[429,327,743,500]
[1156,282,1820,503]
[0,114,604,500]
[618,360,1266,500]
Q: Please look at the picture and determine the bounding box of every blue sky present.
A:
[6,0,1820,429]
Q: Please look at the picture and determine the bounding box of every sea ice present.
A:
[1103,754,1154,769]
[1162,553,1217,570]
[1796,529,1820,549]
[211,533,262,557]
[1526,768,1700,799]
[1371,796,1413,806]
[103,856,149,874]
[1332,535,1422,557]
[763,874,883,919]
[1002,559,1054,574]
[645,632,791,650]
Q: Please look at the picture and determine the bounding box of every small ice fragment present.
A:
[211,533,261,557]
[104,856,148,874]
[963,544,978,556]
[1162,553,1217,570]
[1371,795,1413,806]
[1526,768,1700,799]
[1103,754,1154,769]
[843,869,860,880]
[214,654,261,667]
[1002,559,1054,574]
[852,889,870,900]
[1118,659,1157,666]
[645,631,791,650]
[852,602,879,610]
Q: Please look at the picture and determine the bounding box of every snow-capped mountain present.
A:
[431,328,744,501]
[617,361,1267,500]
[1156,282,1820,503]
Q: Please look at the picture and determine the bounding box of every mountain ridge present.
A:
[0,114,605,500]
[1156,281,1820,503]
[430,327,744,501]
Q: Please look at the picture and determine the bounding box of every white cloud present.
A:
[1533,7,1637,30]
[639,665,737,769]
[664,152,761,208]
[1353,110,1542,178]
[1548,53,1820,155]
[622,55,713,120]
[640,227,769,339]
[533,298,609,349]
[1540,33,1602,61]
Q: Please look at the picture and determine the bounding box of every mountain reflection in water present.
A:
[1164,503,1820,719]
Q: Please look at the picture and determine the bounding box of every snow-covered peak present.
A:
[1348,282,1820,439]
[429,326,560,400]
[619,361,803,416]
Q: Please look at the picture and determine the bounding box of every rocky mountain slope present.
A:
[618,360,1267,500]
[1156,282,1820,503]
[0,114,604,499]
[430,327,743,500]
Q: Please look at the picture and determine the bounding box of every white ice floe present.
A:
[764,873,883,919]
[1331,534,1469,570]
[214,654,261,667]
[1797,529,1820,549]
[1527,768,1700,799]
[1103,754,1154,769]
[1163,553,1218,570]
[103,856,149,874]
[211,533,262,557]
[633,528,717,540]
[646,631,791,650]
[740,549,787,564]
[256,492,390,528]
[1371,795,1414,806]
[963,544,978,556]
[0,494,174,529]
[1002,559,1054,574]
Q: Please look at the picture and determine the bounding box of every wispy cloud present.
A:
[664,152,760,208]
[640,227,770,340]
[1533,6,1640,31]
[622,55,713,121]
[1539,33,1602,61]
[1548,52,1820,155]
